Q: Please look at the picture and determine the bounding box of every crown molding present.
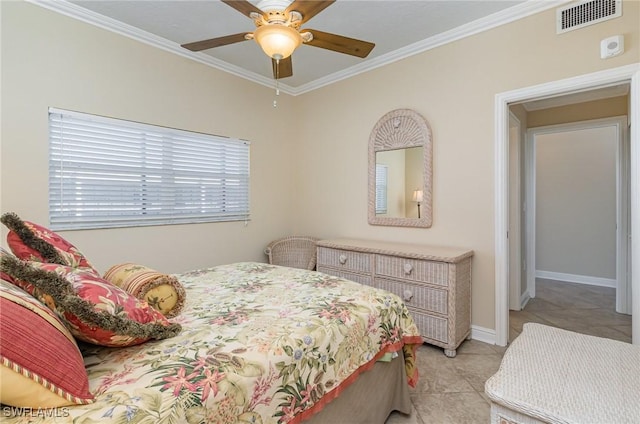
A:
[289,0,570,95]
[27,0,570,96]
[26,0,279,90]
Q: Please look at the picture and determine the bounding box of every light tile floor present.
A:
[386,279,631,424]
[509,278,631,344]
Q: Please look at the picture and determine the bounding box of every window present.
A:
[49,108,250,230]
[375,164,388,214]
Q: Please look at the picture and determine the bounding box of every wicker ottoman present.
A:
[485,323,640,424]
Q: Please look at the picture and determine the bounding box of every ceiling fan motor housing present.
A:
[256,0,292,12]
[251,9,301,28]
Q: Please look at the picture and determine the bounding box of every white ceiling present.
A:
[35,0,566,95]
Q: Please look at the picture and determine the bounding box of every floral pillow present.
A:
[1,253,182,347]
[0,279,95,407]
[1,212,98,273]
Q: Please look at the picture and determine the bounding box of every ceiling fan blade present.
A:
[272,56,293,79]
[304,29,375,58]
[286,0,334,24]
[181,32,250,52]
[221,0,265,19]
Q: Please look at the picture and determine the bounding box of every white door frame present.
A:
[494,63,640,347]
[524,117,629,313]
[508,112,523,311]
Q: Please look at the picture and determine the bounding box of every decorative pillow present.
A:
[1,254,182,347]
[0,246,16,284]
[104,263,186,318]
[0,279,94,407]
[1,212,98,273]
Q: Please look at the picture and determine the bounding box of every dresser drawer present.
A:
[375,255,448,286]
[317,247,373,274]
[408,309,448,344]
[374,277,447,315]
[317,267,373,287]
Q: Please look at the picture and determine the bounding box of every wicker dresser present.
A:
[316,238,473,357]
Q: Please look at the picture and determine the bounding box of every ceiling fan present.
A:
[181,0,375,79]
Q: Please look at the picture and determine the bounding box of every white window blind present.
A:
[49,108,250,230]
[375,164,388,214]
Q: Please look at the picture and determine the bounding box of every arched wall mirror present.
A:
[368,109,433,228]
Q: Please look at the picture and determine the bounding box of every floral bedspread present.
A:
[5,262,421,424]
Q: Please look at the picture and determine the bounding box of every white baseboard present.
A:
[471,325,496,345]
[520,291,531,309]
[535,270,616,288]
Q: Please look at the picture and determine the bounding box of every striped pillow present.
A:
[0,279,94,407]
[104,263,186,318]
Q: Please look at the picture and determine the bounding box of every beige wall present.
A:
[0,1,299,273]
[528,96,629,127]
[535,126,618,279]
[2,1,639,332]
[292,3,639,330]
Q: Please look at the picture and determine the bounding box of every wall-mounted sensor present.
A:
[600,35,624,59]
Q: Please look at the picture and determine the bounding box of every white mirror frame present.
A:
[368,108,433,228]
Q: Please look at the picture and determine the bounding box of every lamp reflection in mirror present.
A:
[412,189,424,218]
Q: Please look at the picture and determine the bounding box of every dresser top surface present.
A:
[317,238,473,263]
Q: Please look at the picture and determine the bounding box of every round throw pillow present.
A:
[103,263,186,318]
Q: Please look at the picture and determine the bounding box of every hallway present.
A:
[509,278,632,343]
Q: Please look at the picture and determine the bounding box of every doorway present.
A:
[508,117,631,343]
[525,117,629,313]
[494,63,640,347]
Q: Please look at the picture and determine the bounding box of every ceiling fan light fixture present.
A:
[253,24,302,60]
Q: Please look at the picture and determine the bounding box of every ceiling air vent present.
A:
[557,0,622,33]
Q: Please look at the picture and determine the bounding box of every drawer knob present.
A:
[339,254,348,265]
[403,289,413,302]
[403,263,413,275]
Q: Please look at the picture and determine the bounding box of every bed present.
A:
[2,262,421,423]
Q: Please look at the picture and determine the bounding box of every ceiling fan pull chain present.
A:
[273,59,281,108]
